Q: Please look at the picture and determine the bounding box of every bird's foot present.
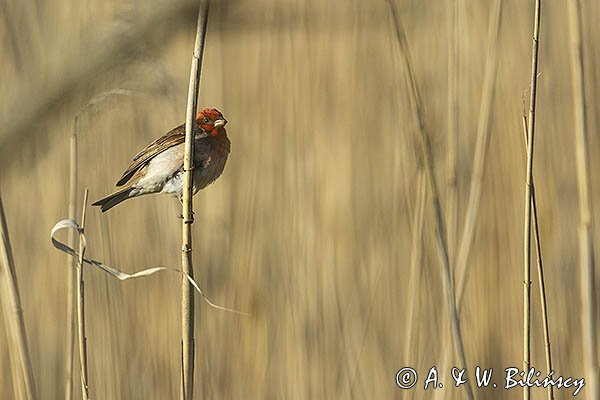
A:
[177,210,195,220]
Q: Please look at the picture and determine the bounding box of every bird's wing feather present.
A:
[116,123,187,186]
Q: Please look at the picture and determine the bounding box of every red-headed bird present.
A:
[92,108,230,212]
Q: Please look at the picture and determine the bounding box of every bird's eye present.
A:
[202,117,210,123]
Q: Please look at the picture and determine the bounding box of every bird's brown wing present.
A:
[116,122,186,186]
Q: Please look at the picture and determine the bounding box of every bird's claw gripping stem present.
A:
[177,210,195,220]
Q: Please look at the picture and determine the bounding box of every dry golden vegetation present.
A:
[0,0,599,399]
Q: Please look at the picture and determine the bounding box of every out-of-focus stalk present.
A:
[568,1,598,399]
[387,1,473,398]
[0,192,37,400]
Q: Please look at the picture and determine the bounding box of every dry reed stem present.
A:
[567,1,598,398]
[64,121,77,400]
[387,1,473,398]
[181,2,210,399]
[0,193,37,400]
[76,189,90,400]
[0,214,26,400]
[523,1,542,399]
[455,0,503,306]
[520,116,554,400]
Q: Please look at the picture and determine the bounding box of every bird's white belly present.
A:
[160,172,184,196]
[135,145,183,195]
[131,140,224,199]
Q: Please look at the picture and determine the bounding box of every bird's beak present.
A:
[213,119,227,128]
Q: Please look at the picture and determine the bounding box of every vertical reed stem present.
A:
[523,1,541,399]
[567,1,598,398]
[521,116,554,400]
[77,189,90,400]
[181,2,209,399]
[65,118,78,400]
[0,192,37,400]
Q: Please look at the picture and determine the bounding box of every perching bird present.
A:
[92,108,230,212]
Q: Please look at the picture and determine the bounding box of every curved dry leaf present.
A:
[51,218,246,316]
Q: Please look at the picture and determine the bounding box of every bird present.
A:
[92,108,230,212]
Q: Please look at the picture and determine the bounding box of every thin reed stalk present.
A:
[64,118,78,400]
[521,116,554,400]
[387,1,473,398]
[567,1,598,398]
[181,2,210,399]
[0,192,37,400]
[76,189,90,400]
[455,0,503,305]
[523,1,542,399]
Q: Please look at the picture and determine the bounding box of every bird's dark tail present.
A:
[92,186,135,212]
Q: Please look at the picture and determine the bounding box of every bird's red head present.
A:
[196,108,227,136]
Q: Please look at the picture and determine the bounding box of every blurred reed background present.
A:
[0,0,599,399]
